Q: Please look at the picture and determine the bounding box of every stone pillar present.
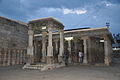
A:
[68,40,72,63]
[54,39,59,63]
[7,49,11,66]
[27,29,34,64]
[42,32,47,62]
[23,50,26,64]
[0,50,2,66]
[55,39,59,53]
[74,38,78,62]
[14,50,17,64]
[47,28,53,64]
[59,30,64,63]
[12,50,16,65]
[16,50,19,64]
[34,41,37,62]
[83,38,88,64]
[3,50,7,66]
[104,36,112,66]
[20,50,23,64]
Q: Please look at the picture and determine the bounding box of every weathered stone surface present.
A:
[0,16,28,49]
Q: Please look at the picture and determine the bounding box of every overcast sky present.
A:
[0,0,120,33]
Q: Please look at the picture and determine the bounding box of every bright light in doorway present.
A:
[100,40,104,42]
[65,37,73,40]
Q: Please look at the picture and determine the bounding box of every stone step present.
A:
[23,64,44,70]
[23,63,65,71]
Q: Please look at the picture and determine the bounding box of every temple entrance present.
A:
[23,17,65,70]
[23,17,112,70]
[34,40,42,63]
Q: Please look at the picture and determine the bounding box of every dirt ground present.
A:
[0,64,120,80]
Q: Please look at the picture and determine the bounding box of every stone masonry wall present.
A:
[0,16,28,49]
[0,16,28,66]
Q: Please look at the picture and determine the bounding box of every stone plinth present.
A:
[46,56,54,64]
[27,55,34,64]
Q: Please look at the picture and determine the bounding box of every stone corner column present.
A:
[47,28,53,64]
[58,30,64,63]
[104,35,112,66]
[27,29,34,64]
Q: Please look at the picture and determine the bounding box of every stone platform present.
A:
[23,63,65,71]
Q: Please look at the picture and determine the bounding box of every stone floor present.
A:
[0,64,120,80]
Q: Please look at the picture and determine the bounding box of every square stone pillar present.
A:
[42,32,47,62]
[12,50,16,65]
[47,28,53,64]
[3,50,7,66]
[104,36,112,66]
[59,30,64,63]
[81,37,88,64]
[0,50,2,66]
[73,38,78,62]
[54,39,59,63]
[27,30,34,64]
[68,40,72,63]
[83,39,88,64]
[7,50,11,66]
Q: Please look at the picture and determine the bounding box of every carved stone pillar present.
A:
[47,28,53,64]
[42,32,47,62]
[59,30,64,63]
[27,29,34,64]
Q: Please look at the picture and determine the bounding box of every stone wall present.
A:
[0,16,28,66]
[0,16,28,49]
